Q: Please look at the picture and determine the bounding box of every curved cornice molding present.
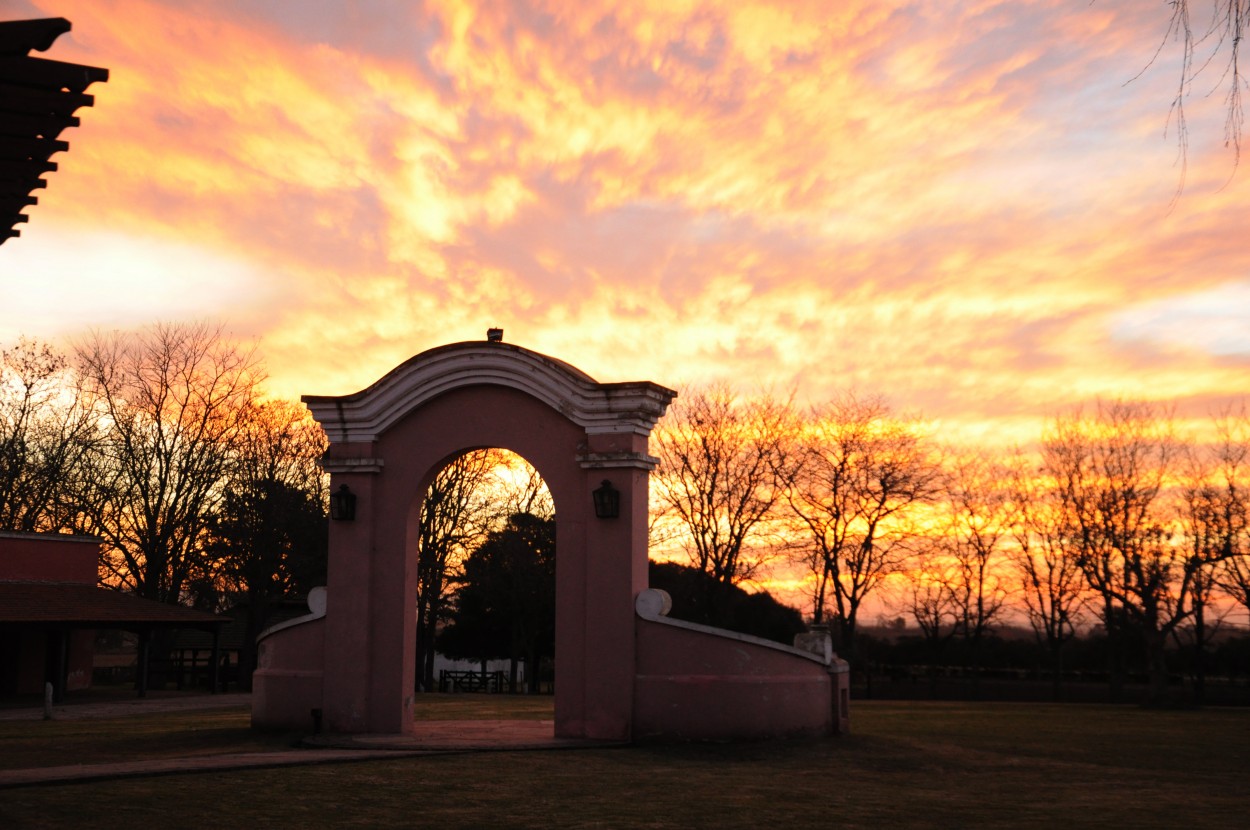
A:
[303,342,677,444]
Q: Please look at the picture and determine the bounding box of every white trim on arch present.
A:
[303,341,676,444]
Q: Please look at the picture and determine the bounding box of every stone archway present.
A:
[302,339,673,740]
[252,337,849,742]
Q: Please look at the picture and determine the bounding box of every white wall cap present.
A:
[256,586,328,643]
[634,588,831,667]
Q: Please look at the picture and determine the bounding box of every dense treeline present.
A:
[5,329,1250,704]
[849,622,1250,704]
[652,388,1250,705]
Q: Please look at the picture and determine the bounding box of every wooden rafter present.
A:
[0,17,108,244]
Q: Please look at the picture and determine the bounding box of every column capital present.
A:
[576,451,659,470]
[321,457,385,474]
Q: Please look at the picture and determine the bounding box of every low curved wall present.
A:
[633,589,849,740]
[251,589,327,731]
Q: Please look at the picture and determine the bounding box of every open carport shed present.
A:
[0,531,227,702]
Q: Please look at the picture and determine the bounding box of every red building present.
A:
[0,531,225,701]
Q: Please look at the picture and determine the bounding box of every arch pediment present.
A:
[303,341,676,444]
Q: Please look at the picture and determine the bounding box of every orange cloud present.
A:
[3,0,1244,449]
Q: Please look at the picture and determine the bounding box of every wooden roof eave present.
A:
[0,55,109,93]
[0,80,94,115]
[0,17,71,55]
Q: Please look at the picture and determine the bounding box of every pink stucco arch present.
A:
[301,341,671,740]
[252,338,849,741]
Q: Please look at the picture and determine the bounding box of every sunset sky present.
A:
[3,0,1247,448]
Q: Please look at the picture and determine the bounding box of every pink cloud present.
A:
[5,0,1245,433]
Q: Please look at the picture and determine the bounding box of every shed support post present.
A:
[136,629,150,698]
[210,627,222,694]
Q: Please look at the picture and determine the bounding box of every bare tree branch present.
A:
[652,385,792,611]
[73,322,263,605]
[782,392,940,655]
[0,338,98,532]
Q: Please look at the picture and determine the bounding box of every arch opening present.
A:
[408,447,557,700]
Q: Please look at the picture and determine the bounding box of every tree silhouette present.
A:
[942,454,1012,698]
[0,338,97,532]
[199,399,328,688]
[1044,400,1228,704]
[1177,408,1249,702]
[415,449,499,691]
[648,560,804,645]
[1011,458,1085,701]
[652,384,791,617]
[1151,0,1248,168]
[438,512,555,692]
[782,393,939,658]
[74,322,264,605]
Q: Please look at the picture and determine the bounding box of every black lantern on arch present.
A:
[592,479,620,519]
[329,484,357,521]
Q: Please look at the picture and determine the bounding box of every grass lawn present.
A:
[1,698,1247,829]
[0,705,294,771]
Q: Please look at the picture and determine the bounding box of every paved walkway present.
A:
[0,693,621,789]
[308,719,620,752]
[0,691,254,721]
[0,747,428,789]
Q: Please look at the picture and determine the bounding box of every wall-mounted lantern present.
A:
[329,484,357,521]
[592,479,620,519]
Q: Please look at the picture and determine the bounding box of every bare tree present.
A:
[415,449,555,691]
[1214,408,1250,621]
[0,338,97,532]
[1010,458,1086,701]
[1149,0,1248,169]
[652,385,791,614]
[783,393,939,656]
[415,449,500,691]
[942,454,1013,696]
[74,322,263,605]
[438,510,556,693]
[495,451,555,521]
[202,399,329,688]
[205,399,329,606]
[1179,407,1250,701]
[906,542,960,696]
[1044,400,1217,704]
